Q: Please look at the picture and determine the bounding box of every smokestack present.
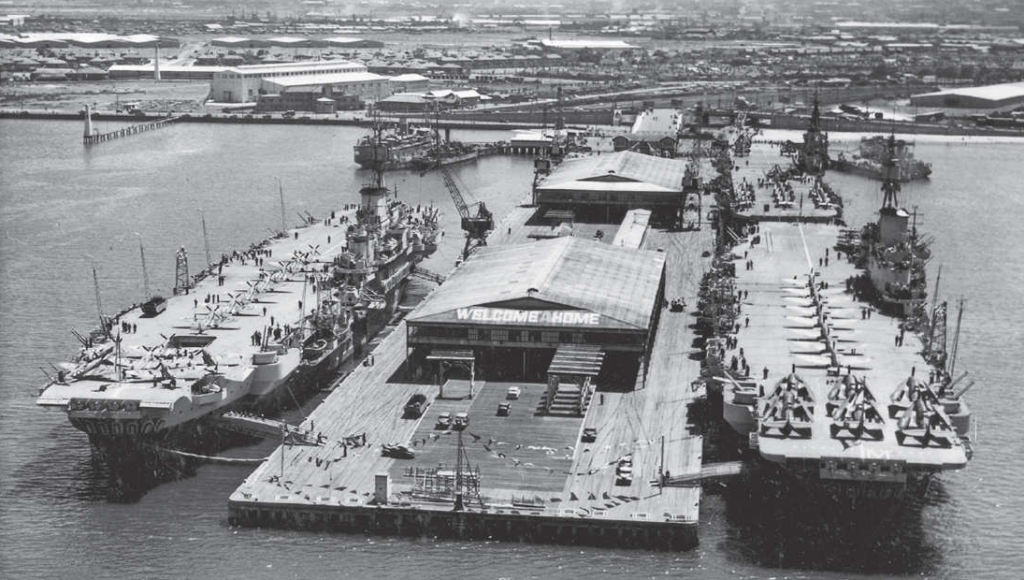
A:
[154,45,161,81]
[83,104,93,138]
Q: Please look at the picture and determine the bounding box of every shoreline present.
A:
[5,109,1024,141]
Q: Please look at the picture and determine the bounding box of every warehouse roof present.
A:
[264,71,385,87]
[219,59,363,76]
[912,81,1024,103]
[408,237,665,331]
[540,38,635,50]
[537,151,686,193]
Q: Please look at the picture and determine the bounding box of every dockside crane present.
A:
[439,166,493,260]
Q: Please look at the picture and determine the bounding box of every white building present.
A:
[210,60,367,103]
[262,71,391,103]
[389,73,430,93]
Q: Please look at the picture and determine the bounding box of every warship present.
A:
[36,146,440,497]
[832,134,932,182]
[707,111,971,507]
[354,117,481,172]
[353,121,434,170]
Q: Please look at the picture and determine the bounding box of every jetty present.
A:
[228,194,715,549]
[81,104,181,145]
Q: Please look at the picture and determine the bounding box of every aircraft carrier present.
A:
[36,154,440,498]
[709,106,972,506]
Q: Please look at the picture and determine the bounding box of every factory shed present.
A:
[407,237,666,387]
[534,151,686,222]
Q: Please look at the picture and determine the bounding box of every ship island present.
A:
[38,100,974,548]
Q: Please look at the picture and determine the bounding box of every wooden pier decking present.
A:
[229,202,715,549]
[83,114,182,145]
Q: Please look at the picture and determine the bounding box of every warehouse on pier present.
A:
[406,237,665,390]
[533,151,687,223]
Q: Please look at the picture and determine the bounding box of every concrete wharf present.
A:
[229,200,715,549]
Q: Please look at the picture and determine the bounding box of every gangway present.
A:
[411,265,446,285]
[215,412,318,445]
[654,461,745,487]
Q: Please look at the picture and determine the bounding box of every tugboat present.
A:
[833,134,932,182]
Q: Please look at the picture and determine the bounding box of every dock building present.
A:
[210,60,369,103]
[611,108,684,156]
[255,71,389,112]
[534,151,687,223]
[406,237,665,390]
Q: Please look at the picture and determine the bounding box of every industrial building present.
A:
[611,108,684,155]
[389,73,430,93]
[533,151,687,222]
[256,71,390,111]
[406,236,665,393]
[209,36,383,49]
[210,60,367,103]
[910,82,1024,109]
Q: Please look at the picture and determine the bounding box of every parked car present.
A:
[404,393,428,418]
[497,402,512,416]
[436,412,452,430]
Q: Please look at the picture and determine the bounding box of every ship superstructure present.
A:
[858,134,930,317]
[354,120,434,169]
[833,135,932,182]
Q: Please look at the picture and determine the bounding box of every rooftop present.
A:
[220,59,364,76]
[912,81,1024,102]
[264,71,385,87]
[538,151,687,194]
[539,38,635,50]
[408,237,665,332]
[631,108,684,136]
[389,73,429,82]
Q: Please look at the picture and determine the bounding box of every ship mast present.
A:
[277,178,287,234]
[135,233,151,303]
[880,133,901,211]
[91,264,109,338]
[200,210,212,269]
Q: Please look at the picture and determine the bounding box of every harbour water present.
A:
[1,120,1021,579]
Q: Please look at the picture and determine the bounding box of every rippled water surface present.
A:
[1,120,1021,579]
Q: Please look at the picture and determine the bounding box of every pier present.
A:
[228,202,715,550]
[81,104,181,145]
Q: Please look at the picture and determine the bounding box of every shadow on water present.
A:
[717,466,950,575]
[10,427,111,503]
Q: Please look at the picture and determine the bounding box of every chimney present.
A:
[154,45,161,81]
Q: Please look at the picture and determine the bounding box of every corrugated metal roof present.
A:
[266,71,385,87]
[408,237,664,331]
[537,151,686,193]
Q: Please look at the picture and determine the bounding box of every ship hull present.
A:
[832,161,931,182]
[67,332,355,499]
